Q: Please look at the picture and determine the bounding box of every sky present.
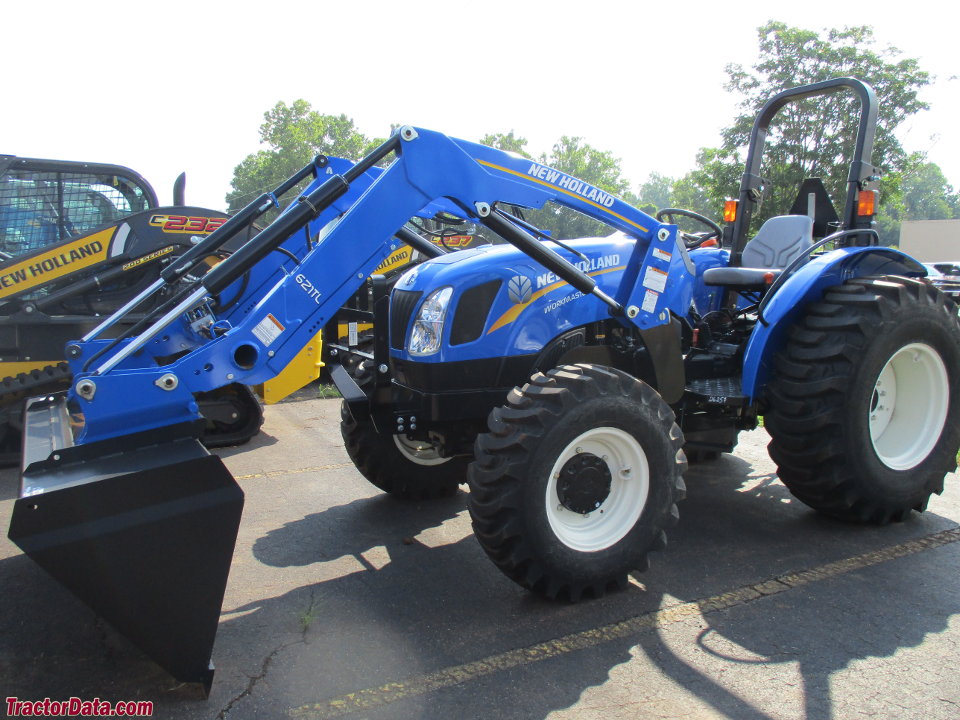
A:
[5,1,957,211]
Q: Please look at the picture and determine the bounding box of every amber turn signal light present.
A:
[723,199,738,223]
[857,190,877,217]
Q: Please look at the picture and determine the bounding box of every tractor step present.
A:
[685,376,749,407]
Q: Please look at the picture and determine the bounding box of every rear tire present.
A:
[340,402,467,500]
[468,364,686,601]
[766,276,960,523]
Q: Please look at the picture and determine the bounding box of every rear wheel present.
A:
[766,276,960,523]
[468,364,686,601]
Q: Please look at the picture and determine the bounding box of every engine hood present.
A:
[391,235,637,363]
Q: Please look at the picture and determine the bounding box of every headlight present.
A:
[409,286,454,357]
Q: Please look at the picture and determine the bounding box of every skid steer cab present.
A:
[9,78,959,693]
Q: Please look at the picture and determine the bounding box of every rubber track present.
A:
[0,362,73,408]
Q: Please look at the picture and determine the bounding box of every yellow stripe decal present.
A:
[476,160,649,234]
[287,526,960,719]
[487,265,626,334]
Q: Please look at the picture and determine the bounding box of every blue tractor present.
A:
[9,78,959,691]
[332,77,960,600]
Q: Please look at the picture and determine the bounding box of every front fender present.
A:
[742,246,926,402]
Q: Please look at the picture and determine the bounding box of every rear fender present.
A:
[742,246,926,401]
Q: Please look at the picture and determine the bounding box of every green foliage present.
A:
[479,131,532,158]
[682,21,932,238]
[875,155,960,242]
[901,158,960,220]
[635,172,675,215]
[226,100,385,213]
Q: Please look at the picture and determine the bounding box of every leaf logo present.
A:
[507,274,532,304]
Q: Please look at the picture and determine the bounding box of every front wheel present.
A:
[765,276,960,523]
[468,364,687,601]
[340,402,467,499]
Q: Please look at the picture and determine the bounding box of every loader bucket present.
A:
[8,393,243,694]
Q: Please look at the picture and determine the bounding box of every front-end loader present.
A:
[8,78,959,693]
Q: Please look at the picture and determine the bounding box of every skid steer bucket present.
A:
[9,393,243,694]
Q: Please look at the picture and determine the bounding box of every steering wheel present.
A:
[656,208,723,249]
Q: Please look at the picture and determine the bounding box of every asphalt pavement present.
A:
[1,392,958,719]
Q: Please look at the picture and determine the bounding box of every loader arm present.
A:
[68,128,692,445]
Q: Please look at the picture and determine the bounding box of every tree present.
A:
[479,131,532,158]
[635,172,675,215]
[226,101,385,212]
[689,22,932,237]
[901,159,960,220]
[875,156,960,244]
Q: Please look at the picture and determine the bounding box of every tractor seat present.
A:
[703,215,813,289]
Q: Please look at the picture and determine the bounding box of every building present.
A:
[898,219,960,261]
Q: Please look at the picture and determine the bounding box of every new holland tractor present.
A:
[8,78,959,692]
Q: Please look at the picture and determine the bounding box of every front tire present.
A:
[468,364,686,601]
[766,276,960,523]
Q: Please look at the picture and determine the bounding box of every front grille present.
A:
[450,280,501,346]
[390,289,422,350]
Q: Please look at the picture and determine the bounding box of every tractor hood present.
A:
[390,234,636,364]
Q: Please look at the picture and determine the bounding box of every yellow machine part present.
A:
[0,360,59,378]
[254,330,324,404]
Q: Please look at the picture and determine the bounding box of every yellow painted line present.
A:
[234,462,354,480]
[288,526,960,719]
[487,265,625,334]
[476,160,650,234]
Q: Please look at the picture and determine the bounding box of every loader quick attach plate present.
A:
[9,393,244,694]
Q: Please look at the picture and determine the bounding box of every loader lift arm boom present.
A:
[68,128,687,445]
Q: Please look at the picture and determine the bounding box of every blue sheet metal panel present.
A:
[688,246,730,315]
[392,237,635,362]
[741,246,926,400]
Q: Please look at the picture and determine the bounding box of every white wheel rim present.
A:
[545,427,649,552]
[869,342,949,470]
[393,435,451,466]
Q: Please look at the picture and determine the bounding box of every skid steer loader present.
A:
[0,155,271,462]
[9,78,959,693]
